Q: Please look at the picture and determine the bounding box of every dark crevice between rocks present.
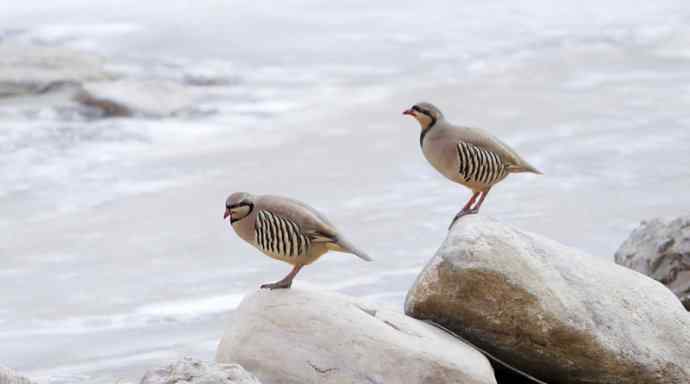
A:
[355,304,377,317]
[355,304,421,338]
[382,319,402,332]
[423,320,548,384]
[307,361,336,375]
[494,364,544,384]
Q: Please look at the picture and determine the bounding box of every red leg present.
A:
[462,191,481,212]
[469,187,491,213]
[449,191,481,229]
[261,264,303,290]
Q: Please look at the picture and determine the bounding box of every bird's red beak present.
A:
[403,109,415,116]
[224,208,231,220]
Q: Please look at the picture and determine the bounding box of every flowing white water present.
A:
[2,1,690,382]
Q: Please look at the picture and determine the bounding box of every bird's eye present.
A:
[412,105,420,112]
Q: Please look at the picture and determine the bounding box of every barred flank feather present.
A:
[457,142,508,186]
[255,210,311,258]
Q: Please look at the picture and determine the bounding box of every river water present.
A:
[1,1,690,382]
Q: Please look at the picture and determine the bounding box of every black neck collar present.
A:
[419,117,437,147]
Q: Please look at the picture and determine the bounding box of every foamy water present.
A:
[2,1,690,382]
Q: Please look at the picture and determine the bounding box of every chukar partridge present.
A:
[224,192,372,289]
[403,102,541,227]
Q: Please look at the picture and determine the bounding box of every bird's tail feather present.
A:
[327,238,373,262]
[508,162,542,175]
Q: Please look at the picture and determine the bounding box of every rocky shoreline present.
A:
[6,215,690,384]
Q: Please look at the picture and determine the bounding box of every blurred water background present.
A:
[1,0,690,382]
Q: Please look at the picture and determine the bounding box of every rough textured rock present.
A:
[615,216,690,310]
[216,289,496,384]
[140,357,261,384]
[405,215,690,384]
[0,366,35,384]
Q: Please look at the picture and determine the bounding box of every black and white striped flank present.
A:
[254,210,311,258]
[456,142,508,186]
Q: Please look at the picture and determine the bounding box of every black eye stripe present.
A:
[229,202,255,223]
[411,105,433,117]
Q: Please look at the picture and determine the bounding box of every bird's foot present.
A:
[448,208,479,229]
[260,280,293,290]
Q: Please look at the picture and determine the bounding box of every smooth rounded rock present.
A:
[405,215,690,384]
[217,289,496,384]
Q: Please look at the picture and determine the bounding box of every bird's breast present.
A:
[422,137,460,182]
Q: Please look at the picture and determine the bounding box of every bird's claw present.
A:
[260,281,292,290]
[448,208,479,229]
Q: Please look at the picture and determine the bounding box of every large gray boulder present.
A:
[615,216,690,310]
[216,289,496,384]
[0,367,35,384]
[405,215,690,384]
[140,357,261,384]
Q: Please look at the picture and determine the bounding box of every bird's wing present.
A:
[255,195,372,261]
[306,230,339,243]
[451,125,541,174]
[257,195,339,240]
